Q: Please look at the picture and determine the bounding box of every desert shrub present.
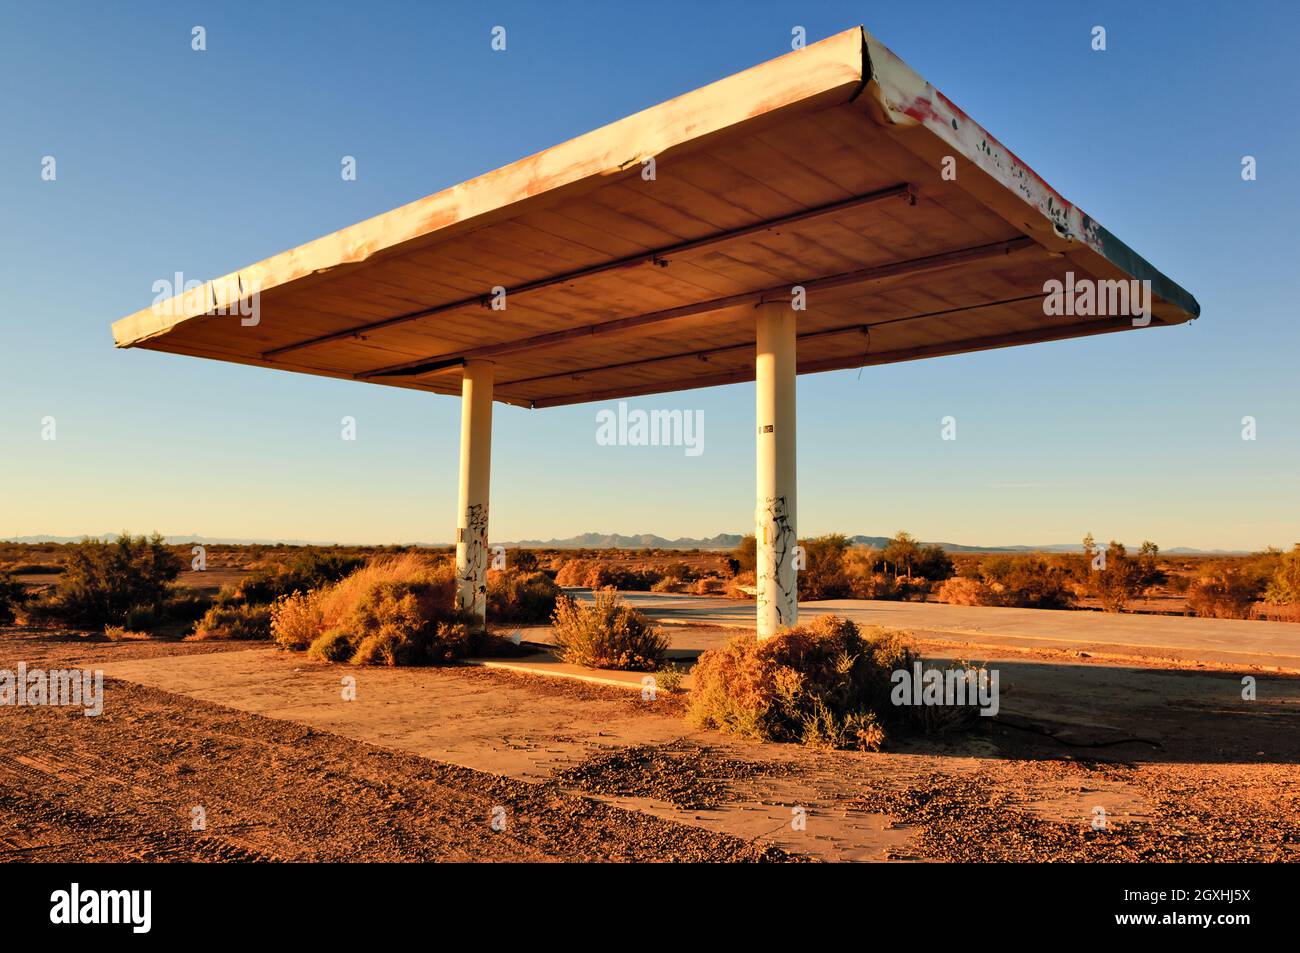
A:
[308,627,358,662]
[732,535,757,574]
[0,572,27,625]
[486,569,559,624]
[554,559,590,587]
[1134,541,1165,589]
[1265,544,1300,606]
[581,564,618,589]
[935,576,990,606]
[661,562,697,584]
[225,549,367,606]
[913,544,956,582]
[651,577,683,593]
[652,662,686,694]
[270,590,323,650]
[693,576,725,595]
[725,570,756,599]
[798,535,850,600]
[846,570,900,601]
[842,545,878,584]
[509,549,540,573]
[687,616,921,750]
[1080,537,1142,611]
[977,555,1075,609]
[269,554,483,664]
[37,533,181,628]
[1187,564,1261,619]
[583,565,660,591]
[550,590,668,671]
[165,589,214,626]
[190,603,273,640]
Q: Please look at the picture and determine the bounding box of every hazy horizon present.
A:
[0,528,1270,555]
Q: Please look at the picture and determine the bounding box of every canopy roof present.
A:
[112,26,1198,409]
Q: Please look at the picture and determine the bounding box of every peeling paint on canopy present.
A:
[857,31,1199,318]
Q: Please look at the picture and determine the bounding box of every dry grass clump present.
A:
[103,625,150,642]
[270,553,487,665]
[687,616,930,751]
[189,603,273,640]
[487,569,559,624]
[551,589,668,671]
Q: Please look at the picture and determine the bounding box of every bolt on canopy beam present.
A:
[455,360,494,627]
[755,300,798,639]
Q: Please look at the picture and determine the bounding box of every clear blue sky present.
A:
[2,1,1297,551]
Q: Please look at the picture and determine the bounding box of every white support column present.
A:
[755,300,797,639]
[455,359,494,628]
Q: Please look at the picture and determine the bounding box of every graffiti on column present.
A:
[757,494,796,625]
[456,502,489,610]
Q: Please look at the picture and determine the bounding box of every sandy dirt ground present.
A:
[2,622,1297,863]
[0,630,791,862]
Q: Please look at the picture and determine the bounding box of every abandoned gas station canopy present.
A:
[111,26,1198,410]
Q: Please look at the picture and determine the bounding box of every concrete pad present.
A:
[463,651,693,692]
[567,590,1300,671]
[89,647,975,860]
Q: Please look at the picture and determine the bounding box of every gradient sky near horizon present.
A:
[2,1,1297,551]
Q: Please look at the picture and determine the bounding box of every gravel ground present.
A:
[553,740,794,810]
[0,665,791,862]
[4,626,1298,863]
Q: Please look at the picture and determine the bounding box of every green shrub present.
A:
[487,569,559,624]
[976,555,1075,609]
[798,535,850,600]
[1265,544,1300,606]
[308,627,358,662]
[165,589,214,625]
[687,616,926,751]
[652,662,686,694]
[190,603,273,640]
[225,549,367,606]
[350,631,402,666]
[550,590,668,671]
[37,533,181,627]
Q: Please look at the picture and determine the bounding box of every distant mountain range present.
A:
[0,532,1252,555]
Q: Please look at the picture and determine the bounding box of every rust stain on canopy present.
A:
[111,26,1198,409]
